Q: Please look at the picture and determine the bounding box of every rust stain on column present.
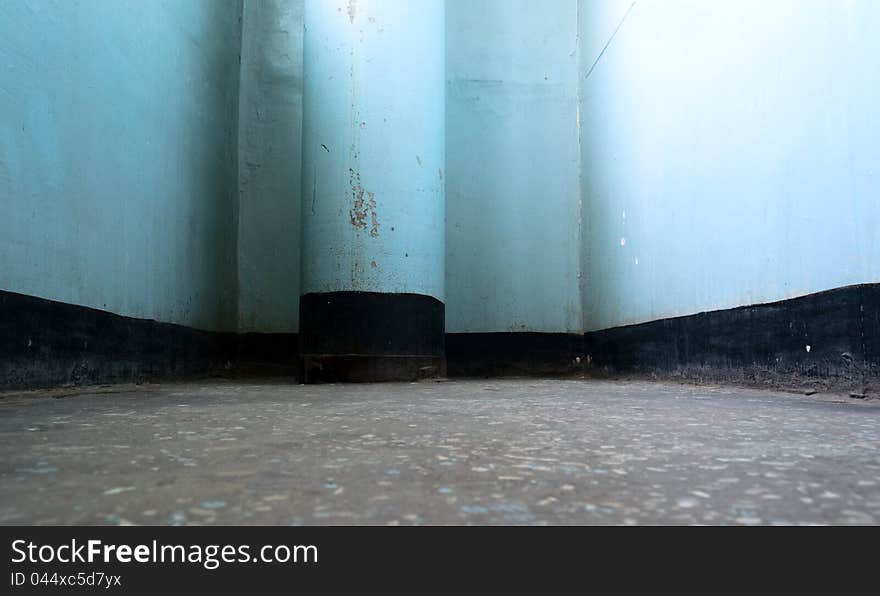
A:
[348,168,379,237]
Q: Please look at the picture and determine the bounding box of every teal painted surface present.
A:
[5,0,879,338]
[238,0,304,333]
[301,0,446,300]
[581,0,880,332]
[446,0,582,333]
[0,0,243,332]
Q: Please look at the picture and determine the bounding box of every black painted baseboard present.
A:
[235,332,301,378]
[0,290,299,391]
[446,332,583,378]
[4,283,878,391]
[583,283,880,390]
[447,284,880,391]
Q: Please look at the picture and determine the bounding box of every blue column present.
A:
[300,0,446,382]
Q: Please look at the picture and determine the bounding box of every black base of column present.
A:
[302,355,445,383]
[299,292,445,383]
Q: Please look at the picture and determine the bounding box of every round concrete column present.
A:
[300,0,446,382]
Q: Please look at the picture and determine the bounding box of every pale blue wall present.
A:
[238,0,303,333]
[5,1,878,337]
[448,0,880,335]
[446,0,582,333]
[0,0,242,332]
[581,0,880,331]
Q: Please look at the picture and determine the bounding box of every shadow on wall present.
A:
[237,0,304,334]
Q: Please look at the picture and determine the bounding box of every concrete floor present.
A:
[1,379,879,525]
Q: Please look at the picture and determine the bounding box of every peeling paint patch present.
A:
[347,0,357,24]
[369,193,379,237]
[348,168,379,237]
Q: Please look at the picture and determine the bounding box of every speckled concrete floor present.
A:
[1,379,879,525]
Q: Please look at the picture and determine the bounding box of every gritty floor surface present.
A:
[1,379,879,526]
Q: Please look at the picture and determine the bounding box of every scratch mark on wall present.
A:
[583,1,637,82]
[311,164,317,215]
